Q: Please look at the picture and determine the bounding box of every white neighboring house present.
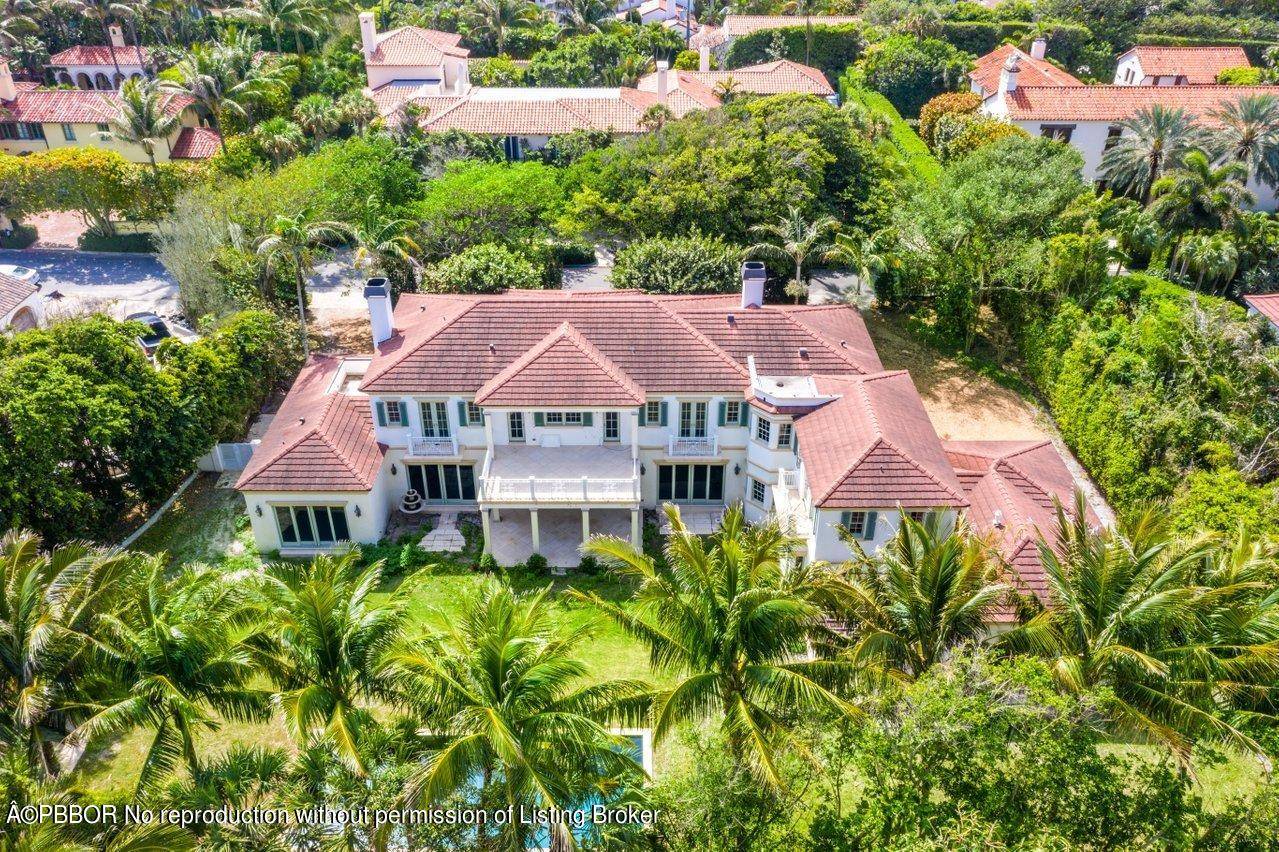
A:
[0,272,42,332]
[47,24,155,90]
[1244,294,1279,336]
[1113,45,1251,86]
[358,13,471,95]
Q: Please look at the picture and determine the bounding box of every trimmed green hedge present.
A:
[78,231,156,253]
[0,223,37,249]
[611,232,743,294]
[725,23,864,79]
[839,77,942,183]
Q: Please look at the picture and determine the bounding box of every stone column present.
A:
[481,508,492,555]
[581,508,591,545]
[631,508,641,548]
[530,508,541,554]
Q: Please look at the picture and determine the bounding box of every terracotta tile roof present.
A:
[1244,293,1279,325]
[723,14,859,37]
[639,60,834,97]
[1002,84,1279,122]
[970,44,1082,96]
[0,272,37,319]
[0,87,193,124]
[1123,46,1251,84]
[795,373,969,509]
[237,357,385,492]
[690,25,726,49]
[48,45,152,67]
[474,321,646,407]
[169,126,221,159]
[367,81,428,117]
[366,26,469,66]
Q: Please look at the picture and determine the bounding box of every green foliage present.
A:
[611,232,743,293]
[917,90,981,150]
[1218,65,1263,84]
[855,35,974,118]
[1169,467,1278,538]
[725,23,865,78]
[0,223,36,249]
[839,80,941,183]
[423,243,543,293]
[77,231,156,252]
[933,112,1030,163]
[672,49,706,70]
[525,25,684,86]
[415,160,565,260]
[469,55,528,85]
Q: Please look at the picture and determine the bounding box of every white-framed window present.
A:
[777,423,793,448]
[725,400,741,426]
[275,505,350,546]
[61,123,76,141]
[545,411,585,425]
[755,415,771,444]
[96,122,109,133]
[467,402,482,424]
[420,401,450,438]
[509,411,525,441]
[906,510,927,523]
[645,401,662,424]
[604,411,620,441]
[679,401,707,438]
[841,510,877,541]
[386,400,404,426]
[750,478,767,504]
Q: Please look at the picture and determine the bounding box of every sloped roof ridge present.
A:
[815,433,881,506]
[237,394,340,489]
[473,320,644,404]
[877,434,971,506]
[360,297,482,389]
[651,299,750,379]
[780,309,875,374]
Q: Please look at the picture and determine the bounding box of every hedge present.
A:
[611,232,743,294]
[0,223,37,249]
[839,77,942,183]
[78,231,156,253]
[423,243,544,293]
[725,23,864,79]
[936,21,1095,69]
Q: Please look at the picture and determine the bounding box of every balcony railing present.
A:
[480,469,641,504]
[668,434,718,457]
[407,435,459,458]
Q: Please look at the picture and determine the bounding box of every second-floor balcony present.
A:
[480,444,640,505]
[406,435,459,458]
[773,467,813,537]
[667,434,719,458]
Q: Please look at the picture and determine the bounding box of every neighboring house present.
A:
[359,13,470,95]
[46,25,156,90]
[692,13,861,63]
[1244,293,1279,335]
[0,271,41,332]
[637,59,837,100]
[235,266,1091,611]
[968,39,1082,98]
[1113,46,1251,86]
[975,47,1279,211]
[0,61,217,162]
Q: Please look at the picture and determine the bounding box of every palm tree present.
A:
[1178,231,1240,292]
[467,0,540,56]
[258,553,405,773]
[252,209,350,357]
[68,562,271,794]
[335,90,377,134]
[161,46,250,152]
[837,515,1012,683]
[224,0,324,54]
[0,0,38,53]
[352,196,421,285]
[747,206,840,304]
[604,52,652,87]
[1100,104,1209,204]
[163,746,291,849]
[781,0,822,65]
[712,75,741,103]
[0,530,134,779]
[826,229,895,296]
[99,77,179,168]
[57,0,134,81]
[1001,495,1272,764]
[292,93,339,145]
[559,0,611,36]
[387,580,649,850]
[574,504,862,788]
[252,116,304,167]
[1209,93,1279,191]
[1149,150,1254,274]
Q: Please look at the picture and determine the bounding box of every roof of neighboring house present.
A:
[945,440,1096,617]
[724,14,859,36]
[48,45,153,67]
[474,321,647,407]
[366,26,469,66]
[411,86,698,135]
[0,84,193,124]
[359,291,881,395]
[1244,293,1279,326]
[794,373,970,510]
[236,356,385,492]
[1120,45,1251,83]
[970,44,1083,96]
[638,60,835,97]
[1001,84,1279,122]
[169,126,221,159]
[0,272,38,321]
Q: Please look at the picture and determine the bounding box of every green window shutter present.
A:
[638,405,647,427]
[659,401,668,426]
[456,400,468,427]
[717,401,726,426]
[864,511,878,541]
[739,403,750,426]
[582,412,593,427]
[840,511,852,530]
[374,400,387,427]
[534,412,545,427]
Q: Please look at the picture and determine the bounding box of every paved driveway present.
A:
[0,248,184,327]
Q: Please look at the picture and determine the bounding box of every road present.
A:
[0,247,183,325]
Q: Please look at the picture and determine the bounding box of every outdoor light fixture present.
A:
[640,464,646,476]
[391,464,398,476]
[734,465,741,475]
[354,505,363,518]
[255,505,263,517]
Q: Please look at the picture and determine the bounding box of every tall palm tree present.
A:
[335,90,377,134]
[251,209,350,358]
[1209,93,1279,191]
[1001,495,1273,764]
[781,0,822,65]
[161,46,246,152]
[0,530,134,779]
[0,0,38,53]
[99,77,179,168]
[352,197,421,286]
[604,52,652,87]
[574,504,862,788]
[467,0,540,56]
[292,93,338,145]
[826,229,895,296]
[252,116,304,167]
[1149,150,1254,274]
[1178,231,1240,292]
[387,580,649,850]
[224,0,324,54]
[1100,104,1209,204]
[57,0,134,81]
[838,515,1012,683]
[258,553,405,773]
[68,562,271,794]
[559,0,611,36]
[747,206,840,304]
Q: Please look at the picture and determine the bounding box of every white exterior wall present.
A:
[241,477,393,553]
[0,289,43,331]
[365,58,469,93]
[808,508,959,563]
[50,63,146,90]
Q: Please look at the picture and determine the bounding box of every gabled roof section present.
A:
[366,26,469,66]
[637,60,835,97]
[474,322,646,406]
[1003,84,1279,122]
[1122,45,1250,83]
[970,43,1082,96]
[796,373,969,509]
[237,357,384,492]
[0,272,37,318]
[0,87,193,123]
[1244,293,1279,326]
[169,126,221,159]
[48,45,152,67]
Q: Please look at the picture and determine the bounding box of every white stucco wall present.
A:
[241,477,393,553]
[0,289,43,331]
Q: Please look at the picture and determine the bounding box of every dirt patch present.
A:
[862,309,1048,442]
[314,315,372,354]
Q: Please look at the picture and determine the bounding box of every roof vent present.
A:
[298,417,306,426]
[488,342,497,355]
[839,340,848,348]
[798,347,809,360]
[993,510,1005,529]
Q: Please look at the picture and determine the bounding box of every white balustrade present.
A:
[667,434,719,457]
[407,435,459,457]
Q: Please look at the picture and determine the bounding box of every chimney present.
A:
[999,53,1020,95]
[740,261,766,309]
[359,12,378,61]
[0,59,15,102]
[108,24,125,48]
[1030,37,1047,60]
[365,278,394,346]
[655,59,669,99]
[698,41,710,72]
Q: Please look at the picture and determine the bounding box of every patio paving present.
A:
[659,508,725,535]
[488,508,632,567]
[419,511,464,552]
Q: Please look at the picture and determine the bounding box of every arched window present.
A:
[57,72,73,86]
[75,73,93,90]
[113,73,126,88]
[94,73,110,90]
[6,307,38,332]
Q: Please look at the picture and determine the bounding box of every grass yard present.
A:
[133,473,254,567]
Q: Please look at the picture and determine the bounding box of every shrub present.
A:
[918,91,981,150]
[1169,467,1278,538]
[470,56,527,86]
[423,243,542,293]
[934,113,1029,162]
[78,230,155,252]
[554,240,597,265]
[856,35,974,118]
[673,49,710,70]
[525,553,548,574]
[477,551,498,573]
[725,23,864,79]
[1217,65,1262,84]
[416,160,564,259]
[0,222,37,249]
[611,232,743,293]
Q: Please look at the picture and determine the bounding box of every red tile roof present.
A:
[169,126,221,159]
[0,87,193,124]
[366,26,469,66]
[237,357,385,492]
[639,60,834,97]
[1002,84,1279,122]
[1123,46,1251,84]
[474,322,646,407]
[1244,293,1279,326]
[795,373,969,509]
[414,88,670,135]
[970,43,1082,96]
[359,291,881,395]
[0,272,37,319]
[48,45,153,67]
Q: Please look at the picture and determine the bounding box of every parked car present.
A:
[126,311,171,355]
[0,264,40,287]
